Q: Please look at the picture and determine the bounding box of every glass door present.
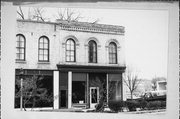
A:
[90,87,99,108]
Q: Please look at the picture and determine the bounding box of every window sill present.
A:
[37,61,50,64]
[15,60,27,64]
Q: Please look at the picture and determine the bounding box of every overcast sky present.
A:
[18,7,168,80]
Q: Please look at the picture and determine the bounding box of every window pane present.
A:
[44,50,48,55]
[44,43,48,49]
[20,49,24,53]
[66,51,70,56]
[39,50,43,55]
[20,41,24,47]
[66,56,70,61]
[44,55,48,61]
[70,51,74,56]
[39,43,43,48]
[71,56,74,61]
[16,41,20,47]
[16,48,20,53]
[39,39,44,43]
[66,44,71,50]
[16,54,20,59]
[39,55,43,61]
[43,38,48,44]
[19,36,24,42]
[66,40,70,45]
[71,44,74,50]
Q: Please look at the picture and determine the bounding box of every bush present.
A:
[125,100,139,111]
[138,99,148,110]
[160,101,166,109]
[95,102,105,112]
[147,101,161,110]
[108,100,124,112]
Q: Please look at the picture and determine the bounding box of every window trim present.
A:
[16,34,26,61]
[65,38,76,62]
[38,36,50,62]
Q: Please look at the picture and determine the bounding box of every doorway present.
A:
[60,90,67,108]
[90,87,99,108]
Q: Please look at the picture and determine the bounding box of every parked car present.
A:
[140,90,166,101]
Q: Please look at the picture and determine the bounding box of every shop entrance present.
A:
[90,87,99,108]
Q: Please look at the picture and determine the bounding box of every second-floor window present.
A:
[109,42,117,64]
[66,38,76,62]
[88,40,97,63]
[38,36,49,62]
[16,34,25,61]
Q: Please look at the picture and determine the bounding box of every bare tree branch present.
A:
[32,7,47,22]
[17,6,24,20]
[123,67,141,99]
[55,8,90,22]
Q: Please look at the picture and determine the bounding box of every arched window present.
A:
[66,38,75,62]
[88,40,97,63]
[38,36,49,62]
[16,34,26,61]
[109,42,117,64]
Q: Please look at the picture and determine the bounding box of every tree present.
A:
[54,8,100,23]
[123,67,141,99]
[151,77,166,91]
[31,7,47,22]
[17,6,25,20]
[55,8,83,22]
[17,7,48,22]
[15,75,51,111]
[89,75,120,112]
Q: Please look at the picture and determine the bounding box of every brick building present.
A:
[15,19,126,109]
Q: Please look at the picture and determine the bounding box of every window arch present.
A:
[16,34,26,61]
[38,36,49,62]
[88,40,97,63]
[66,38,76,62]
[109,42,117,64]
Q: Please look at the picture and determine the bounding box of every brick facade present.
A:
[15,19,126,109]
[16,19,125,70]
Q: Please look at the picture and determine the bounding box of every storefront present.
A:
[57,64,125,109]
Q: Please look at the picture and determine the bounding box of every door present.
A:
[60,90,67,108]
[90,87,99,108]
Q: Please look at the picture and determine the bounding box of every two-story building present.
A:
[15,19,126,109]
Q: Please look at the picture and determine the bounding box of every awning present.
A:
[57,64,126,73]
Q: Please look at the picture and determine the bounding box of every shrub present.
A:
[95,98,105,112]
[160,101,166,109]
[125,100,139,111]
[147,101,161,110]
[138,99,148,110]
[108,100,124,112]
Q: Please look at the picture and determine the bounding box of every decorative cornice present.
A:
[59,25,124,35]
[58,21,124,35]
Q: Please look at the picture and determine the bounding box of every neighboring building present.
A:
[15,19,126,109]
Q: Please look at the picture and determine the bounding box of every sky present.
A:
[18,7,168,80]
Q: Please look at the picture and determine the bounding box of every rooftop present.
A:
[17,19,125,35]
